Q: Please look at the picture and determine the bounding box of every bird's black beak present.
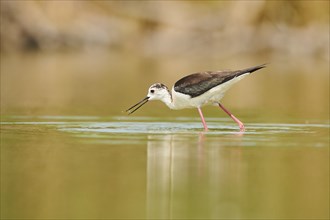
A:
[126,97,149,115]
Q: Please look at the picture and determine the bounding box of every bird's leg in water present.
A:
[218,103,245,132]
[197,107,209,131]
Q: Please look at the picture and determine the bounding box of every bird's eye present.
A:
[150,89,155,93]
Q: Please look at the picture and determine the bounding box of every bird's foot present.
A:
[239,123,245,132]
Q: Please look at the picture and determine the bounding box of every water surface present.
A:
[1,116,329,219]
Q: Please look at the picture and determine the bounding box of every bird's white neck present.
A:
[161,91,176,109]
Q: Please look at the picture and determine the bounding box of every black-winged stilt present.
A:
[126,64,266,131]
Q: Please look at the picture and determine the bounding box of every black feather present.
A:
[174,64,266,98]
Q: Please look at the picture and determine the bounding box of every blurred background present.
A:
[1,0,329,121]
[1,1,329,219]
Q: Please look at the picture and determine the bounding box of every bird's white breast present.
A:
[171,74,248,109]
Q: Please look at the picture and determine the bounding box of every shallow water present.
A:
[1,116,329,219]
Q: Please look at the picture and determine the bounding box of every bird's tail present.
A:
[241,63,267,74]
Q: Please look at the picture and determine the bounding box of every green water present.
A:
[1,116,329,219]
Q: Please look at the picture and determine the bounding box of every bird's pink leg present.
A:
[218,103,245,132]
[197,107,208,131]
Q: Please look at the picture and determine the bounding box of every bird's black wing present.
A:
[174,64,266,98]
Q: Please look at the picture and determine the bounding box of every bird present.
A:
[126,64,266,132]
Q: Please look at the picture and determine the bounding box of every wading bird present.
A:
[126,64,266,131]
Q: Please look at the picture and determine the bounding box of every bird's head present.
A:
[147,83,170,101]
[126,83,171,114]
